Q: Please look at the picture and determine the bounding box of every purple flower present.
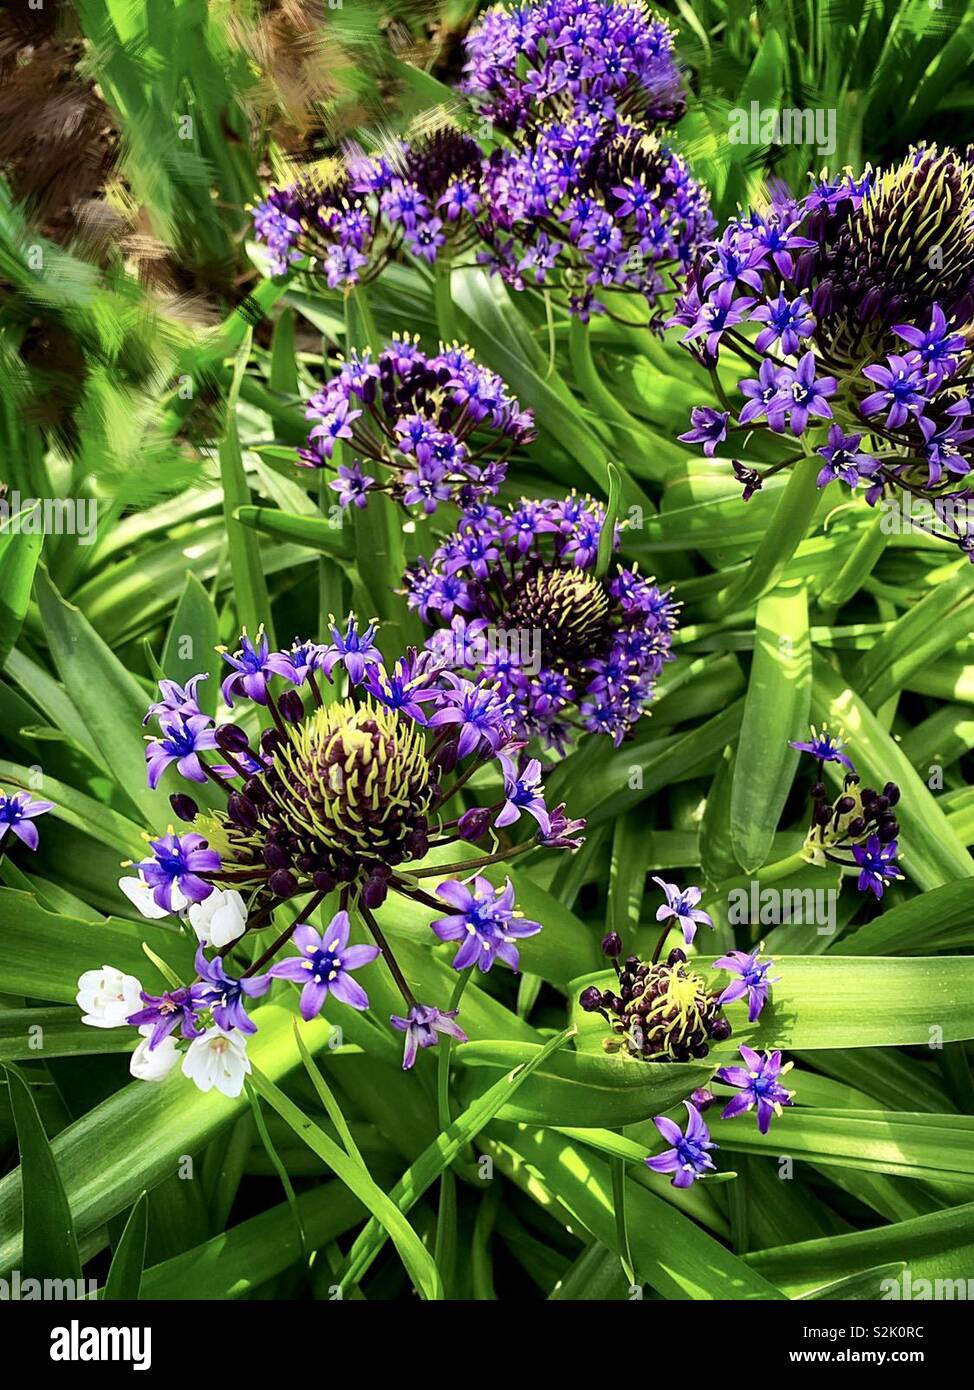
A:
[714,947,780,1022]
[192,944,270,1035]
[738,360,790,430]
[751,288,815,355]
[679,407,729,457]
[851,835,903,899]
[716,1045,795,1135]
[860,354,929,429]
[893,305,965,384]
[307,399,362,459]
[330,462,375,509]
[127,985,204,1050]
[537,802,587,849]
[145,713,219,790]
[321,615,382,685]
[652,876,713,947]
[143,674,208,725]
[390,1003,468,1070]
[789,723,855,769]
[221,630,294,707]
[431,875,541,972]
[362,650,444,724]
[776,351,836,435]
[267,911,380,1019]
[427,676,512,758]
[495,756,551,836]
[139,831,220,913]
[645,1101,717,1188]
[815,425,879,489]
[0,790,54,852]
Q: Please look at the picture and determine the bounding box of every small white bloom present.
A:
[129,1026,180,1083]
[76,965,143,1029]
[181,1027,251,1098]
[119,871,186,919]
[188,887,248,948]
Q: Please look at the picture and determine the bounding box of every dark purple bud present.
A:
[458,806,493,842]
[667,947,687,966]
[261,728,286,757]
[601,931,623,959]
[268,868,298,899]
[215,723,251,753]
[263,842,291,871]
[169,793,199,823]
[278,691,304,725]
[883,782,901,806]
[878,821,899,843]
[873,794,890,814]
[809,782,826,801]
[403,828,429,859]
[312,870,336,893]
[361,875,389,909]
[431,738,459,776]
[579,986,604,1013]
[708,1016,732,1042]
[227,792,258,829]
[691,1088,715,1112]
[847,817,867,837]
[835,795,856,815]
[244,774,269,803]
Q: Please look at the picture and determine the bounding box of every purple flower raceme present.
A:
[462,1,688,133]
[405,493,678,748]
[0,789,55,852]
[716,1045,796,1134]
[645,1101,718,1188]
[251,128,488,284]
[672,144,974,558]
[301,337,534,517]
[78,614,583,1087]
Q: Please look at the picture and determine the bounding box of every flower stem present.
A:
[717,448,821,611]
[819,506,889,608]
[241,890,326,977]
[358,900,415,1007]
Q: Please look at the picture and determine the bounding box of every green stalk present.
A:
[717,451,821,612]
[568,316,665,483]
[434,256,457,344]
[433,969,474,1295]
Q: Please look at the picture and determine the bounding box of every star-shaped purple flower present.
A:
[192,943,270,1034]
[221,630,294,707]
[145,713,220,790]
[321,615,382,685]
[789,724,855,769]
[431,875,541,973]
[139,831,220,913]
[267,910,380,1019]
[715,1045,795,1134]
[852,835,903,899]
[652,876,713,946]
[645,1101,718,1188]
[0,790,55,852]
[390,1002,468,1070]
[714,946,781,1022]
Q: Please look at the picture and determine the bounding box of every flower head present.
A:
[77,966,144,1029]
[126,985,204,1050]
[192,944,270,1034]
[852,835,904,899]
[181,1027,252,1098]
[139,831,220,913]
[580,944,730,1062]
[789,723,854,769]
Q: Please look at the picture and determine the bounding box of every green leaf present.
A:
[220,332,275,647]
[456,1038,713,1126]
[32,565,159,825]
[161,573,222,717]
[234,506,353,560]
[3,1063,83,1283]
[248,1062,443,1300]
[102,1192,148,1300]
[731,583,810,872]
[0,518,42,669]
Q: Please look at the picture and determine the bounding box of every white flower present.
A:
[129,1026,180,1083]
[119,870,185,919]
[187,887,248,948]
[76,965,143,1029]
[181,1027,251,1098]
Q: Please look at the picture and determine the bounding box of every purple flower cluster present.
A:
[300,337,535,516]
[461,0,687,133]
[251,129,486,283]
[404,492,678,747]
[478,122,714,322]
[96,614,586,1077]
[673,145,974,557]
